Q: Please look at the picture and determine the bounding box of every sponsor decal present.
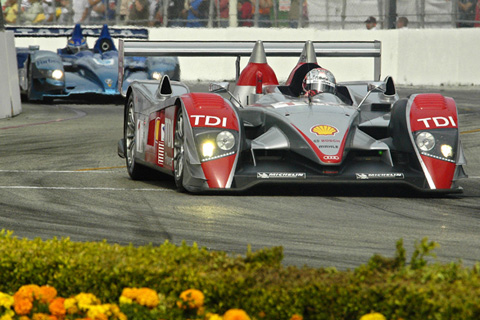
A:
[7,26,148,39]
[321,139,341,143]
[311,125,338,136]
[257,172,306,179]
[105,79,113,87]
[36,58,58,66]
[164,118,173,148]
[318,145,339,149]
[190,115,228,127]
[136,120,145,153]
[356,173,405,180]
[158,141,165,165]
[323,155,340,160]
[417,116,456,129]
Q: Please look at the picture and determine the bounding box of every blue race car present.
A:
[12,24,180,102]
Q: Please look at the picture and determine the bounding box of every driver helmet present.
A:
[67,36,88,53]
[302,68,336,96]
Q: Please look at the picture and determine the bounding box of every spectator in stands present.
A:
[21,0,45,23]
[106,0,116,21]
[73,0,87,23]
[364,16,377,30]
[184,0,206,27]
[475,0,480,27]
[237,0,252,27]
[56,0,72,23]
[128,0,149,25]
[149,0,163,26]
[289,0,307,28]
[215,0,228,27]
[251,0,272,27]
[42,0,56,22]
[396,16,408,29]
[3,0,19,23]
[167,0,185,26]
[81,0,106,24]
[458,0,476,27]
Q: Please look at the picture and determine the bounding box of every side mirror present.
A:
[209,82,230,93]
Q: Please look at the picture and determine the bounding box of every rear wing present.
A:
[6,26,148,39]
[118,40,381,96]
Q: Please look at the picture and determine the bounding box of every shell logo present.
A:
[311,125,338,136]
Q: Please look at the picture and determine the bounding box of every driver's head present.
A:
[67,36,88,53]
[302,68,336,96]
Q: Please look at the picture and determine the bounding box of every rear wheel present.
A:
[124,94,150,180]
[173,107,186,192]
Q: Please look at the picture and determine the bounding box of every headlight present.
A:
[414,129,458,163]
[415,132,435,151]
[194,129,238,162]
[202,141,215,158]
[151,71,162,80]
[51,69,64,80]
[216,131,235,150]
[440,144,453,158]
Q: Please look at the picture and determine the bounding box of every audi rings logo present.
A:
[323,155,340,161]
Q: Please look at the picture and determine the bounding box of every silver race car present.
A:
[117,40,467,193]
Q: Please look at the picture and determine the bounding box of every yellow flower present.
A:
[64,298,75,310]
[0,309,14,320]
[32,313,51,320]
[177,289,204,309]
[206,313,223,320]
[75,293,100,311]
[87,305,107,320]
[290,314,303,320]
[223,309,251,320]
[359,312,387,320]
[120,288,137,300]
[0,292,14,308]
[118,297,132,305]
[135,288,159,308]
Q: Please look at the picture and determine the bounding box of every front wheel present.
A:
[124,94,150,180]
[173,107,186,192]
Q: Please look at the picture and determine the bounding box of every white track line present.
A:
[0,186,172,191]
[0,170,115,173]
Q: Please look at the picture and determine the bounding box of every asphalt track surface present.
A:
[0,84,479,270]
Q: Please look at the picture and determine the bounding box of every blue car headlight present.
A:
[151,71,162,80]
[39,68,64,81]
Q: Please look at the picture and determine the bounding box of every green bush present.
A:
[0,230,479,320]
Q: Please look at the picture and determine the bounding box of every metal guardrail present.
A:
[118,39,381,95]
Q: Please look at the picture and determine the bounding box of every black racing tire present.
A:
[173,107,186,192]
[124,93,150,180]
[388,98,415,153]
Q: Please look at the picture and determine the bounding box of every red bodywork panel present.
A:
[410,94,457,131]
[409,93,458,189]
[237,62,278,86]
[182,93,240,131]
[182,93,240,188]
[201,155,237,188]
